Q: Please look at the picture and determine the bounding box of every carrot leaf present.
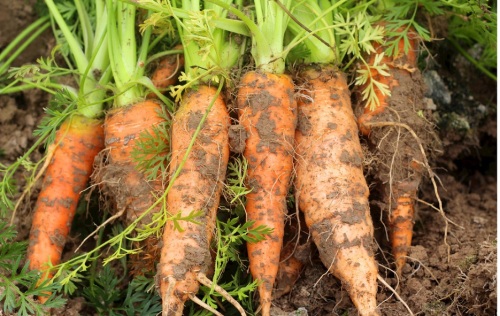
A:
[0,223,66,315]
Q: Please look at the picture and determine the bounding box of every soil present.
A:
[0,2,496,316]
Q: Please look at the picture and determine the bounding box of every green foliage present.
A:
[131,111,171,182]
[224,157,252,205]
[0,222,66,316]
[447,0,497,77]
[81,263,161,315]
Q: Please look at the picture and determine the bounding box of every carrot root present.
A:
[355,25,429,277]
[27,115,104,302]
[157,85,230,315]
[294,65,379,316]
[98,99,167,226]
[237,71,297,316]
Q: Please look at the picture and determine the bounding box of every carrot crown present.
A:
[208,0,292,74]
[150,0,244,100]
[107,0,152,107]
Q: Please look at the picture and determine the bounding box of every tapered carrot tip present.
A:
[390,195,416,276]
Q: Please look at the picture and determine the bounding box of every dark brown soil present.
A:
[0,2,496,316]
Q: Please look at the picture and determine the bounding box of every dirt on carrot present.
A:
[354,28,440,276]
[94,99,168,227]
[236,70,297,316]
[294,64,379,316]
[157,85,230,316]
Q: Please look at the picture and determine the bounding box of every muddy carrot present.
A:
[147,45,184,99]
[155,1,243,315]
[355,24,428,276]
[274,218,310,299]
[158,85,230,315]
[27,116,104,301]
[294,66,379,315]
[289,2,380,314]
[226,1,297,314]
[101,99,167,225]
[237,71,296,315]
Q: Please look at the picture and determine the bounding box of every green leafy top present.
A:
[208,0,293,74]
[170,0,241,99]
[0,223,66,315]
[44,0,111,118]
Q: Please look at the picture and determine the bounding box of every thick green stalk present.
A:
[45,0,88,73]
[107,0,151,107]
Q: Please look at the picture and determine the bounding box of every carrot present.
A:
[294,65,379,316]
[237,71,296,315]
[205,1,298,313]
[100,99,167,226]
[355,25,427,276]
[157,85,230,316]
[24,0,110,303]
[286,2,380,314]
[151,46,184,92]
[27,116,104,302]
[154,2,244,314]
[147,45,184,99]
[274,217,310,299]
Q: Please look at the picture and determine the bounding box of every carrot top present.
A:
[167,0,242,100]
[44,0,111,118]
[208,0,293,74]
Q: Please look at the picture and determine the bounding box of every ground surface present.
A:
[0,2,497,316]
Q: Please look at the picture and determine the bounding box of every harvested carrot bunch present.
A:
[355,24,437,276]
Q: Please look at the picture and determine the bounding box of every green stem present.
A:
[107,0,144,107]
[45,0,88,74]
[75,0,95,58]
[448,37,497,81]
[0,16,50,72]
[0,22,50,75]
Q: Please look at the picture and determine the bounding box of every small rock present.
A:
[423,70,452,105]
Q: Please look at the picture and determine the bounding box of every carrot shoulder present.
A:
[294,65,379,316]
[27,115,104,301]
[237,71,297,316]
[157,85,230,316]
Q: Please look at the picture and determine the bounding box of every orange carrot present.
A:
[27,115,104,302]
[157,85,230,316]
[147,45,184,99]
[99,99,167,226]
[389,193,415,275]
[237,71,297,315]
[294,65,379,316]
[356,26,427,276]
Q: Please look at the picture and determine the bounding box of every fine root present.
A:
[196,272,247,316]
[377,274,414,316]
[364,120,451,263]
